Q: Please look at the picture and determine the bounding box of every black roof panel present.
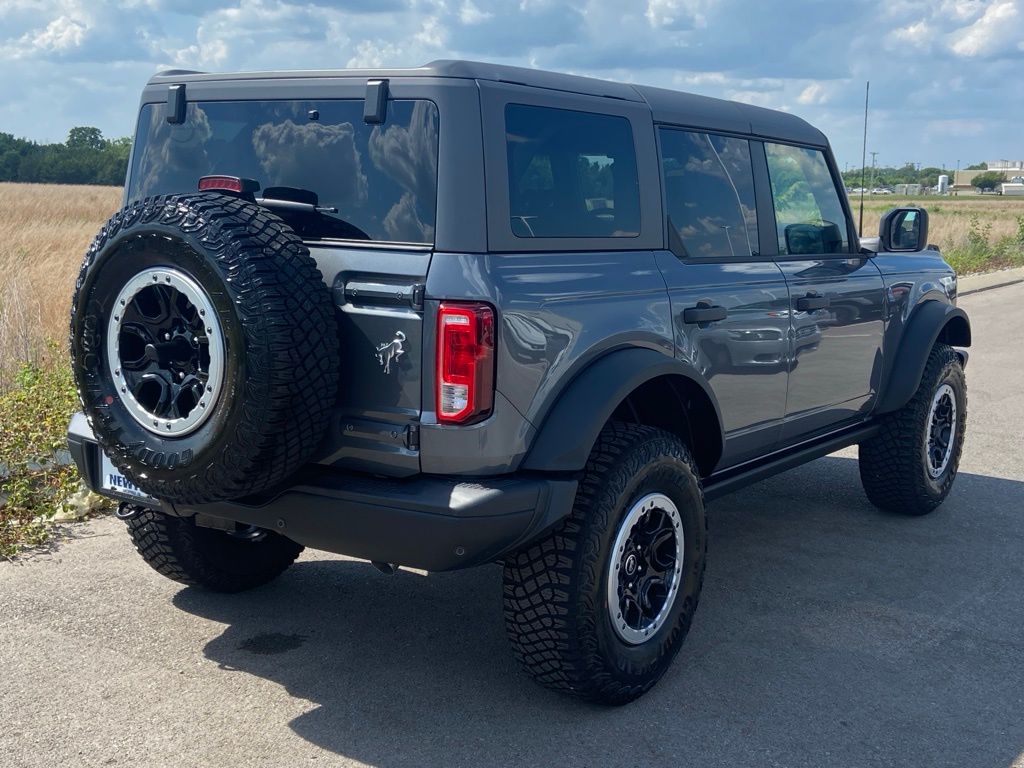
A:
[149,58,826,145]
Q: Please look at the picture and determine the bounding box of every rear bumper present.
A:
[68,413,577,572]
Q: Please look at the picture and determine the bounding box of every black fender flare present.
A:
[876,301,971,414]
[521,347,724,472]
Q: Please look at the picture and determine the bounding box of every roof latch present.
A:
[166,83,186,125]
[363,79,389,125]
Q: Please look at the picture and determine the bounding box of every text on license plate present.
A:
[100,452,154,501]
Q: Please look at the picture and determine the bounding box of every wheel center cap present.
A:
[624,553,639,576]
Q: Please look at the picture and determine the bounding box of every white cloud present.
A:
[797,82,829,105]
[22,15,87,54]
[459,0,493,24]
[645,0,712,28]
[414,16,446,48]
[889,19,933,48]
[926,118,986,137]
[950,0,1022,56]
[0,0,1020,171]
[346,40,407,69]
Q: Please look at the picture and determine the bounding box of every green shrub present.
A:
[945,213,1024,275]
[0,351,105,556]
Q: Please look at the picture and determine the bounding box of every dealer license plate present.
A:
[100,451,155,502]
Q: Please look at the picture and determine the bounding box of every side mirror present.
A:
[879,207,929,252]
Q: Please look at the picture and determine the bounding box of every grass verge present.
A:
[0,348,110,557]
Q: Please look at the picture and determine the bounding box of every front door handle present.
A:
[683,302,728,324]
[796,293,830,311]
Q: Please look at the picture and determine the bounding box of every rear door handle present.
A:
[683,302,728,324]
[796,293,830,311]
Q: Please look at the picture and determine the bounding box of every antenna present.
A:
[858,81,869,237]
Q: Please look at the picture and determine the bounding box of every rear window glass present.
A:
[129,99,439,244]
[505,104,640,239]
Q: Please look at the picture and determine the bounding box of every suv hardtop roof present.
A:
[148,58,826,147]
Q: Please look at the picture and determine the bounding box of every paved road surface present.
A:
[2,284,1023,768]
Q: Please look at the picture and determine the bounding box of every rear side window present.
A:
[659,129,758,258]
[764,143,849,255]
[128,99,439,244]
[505,104,640,238]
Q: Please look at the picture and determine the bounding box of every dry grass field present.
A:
[856,194,1024,247]
[0,182,1022,391]
[0,183,121,389]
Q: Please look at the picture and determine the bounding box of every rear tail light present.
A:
[436,302,495,424]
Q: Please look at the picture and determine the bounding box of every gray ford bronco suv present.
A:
[67,60,971,704]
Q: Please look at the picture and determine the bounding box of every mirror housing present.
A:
[879,207,929,252]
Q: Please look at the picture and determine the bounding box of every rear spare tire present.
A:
[70,193,340,504]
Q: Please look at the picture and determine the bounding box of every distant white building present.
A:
[988,160,1024,171]
[954,161,1024,190]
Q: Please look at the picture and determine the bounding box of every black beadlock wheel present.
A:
[69,193,340,504]
[122,504,303,592]
[502,422,708,705]
[859,343,967,515]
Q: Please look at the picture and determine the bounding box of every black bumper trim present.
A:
[68,413,577,571]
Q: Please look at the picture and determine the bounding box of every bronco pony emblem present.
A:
[374,331,406,374]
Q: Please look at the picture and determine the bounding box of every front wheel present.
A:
[503,423,707,705]
[859,343,967,515]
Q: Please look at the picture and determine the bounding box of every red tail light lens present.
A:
[436,303,495,424]
[197,175,260,195]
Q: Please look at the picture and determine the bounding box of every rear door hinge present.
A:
[411,283,425,311]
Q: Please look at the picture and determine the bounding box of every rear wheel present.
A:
[859,343,967,515]
[122,505,303,592]
[503,423,707,705]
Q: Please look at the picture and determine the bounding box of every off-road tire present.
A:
[70,193,340,504]
[503,422,707,705]
[859,343,966,515]
[123,505,303,592]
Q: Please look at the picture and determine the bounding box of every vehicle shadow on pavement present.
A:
[173,456,1024,768]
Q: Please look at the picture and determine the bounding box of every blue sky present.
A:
[0,0,1021,171]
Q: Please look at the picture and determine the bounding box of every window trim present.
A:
[760,139,859,261]
[656,126,774,264]
[480,81,663,253]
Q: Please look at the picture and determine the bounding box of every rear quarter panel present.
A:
[421,251,673,474]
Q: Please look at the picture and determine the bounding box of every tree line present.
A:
[0,127,130,186]
[839,161,1000,191]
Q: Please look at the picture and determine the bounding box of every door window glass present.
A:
[505,104,640,238]
[660,129,758,258]
[764,143,849,255]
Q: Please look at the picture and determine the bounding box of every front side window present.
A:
[764,143,849,255]
[505,104,640,238]
[660,129,758,258]
[128,99,439,244]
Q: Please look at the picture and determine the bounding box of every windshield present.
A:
[128,98,439,244]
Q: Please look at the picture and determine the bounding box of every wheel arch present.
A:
[521,347,724,477]
[876,300,971,415]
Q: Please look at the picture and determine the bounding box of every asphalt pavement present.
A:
[2,283,1022,768]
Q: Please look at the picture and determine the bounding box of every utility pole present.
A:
[858,81,869,235]
[869,151,878,189]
